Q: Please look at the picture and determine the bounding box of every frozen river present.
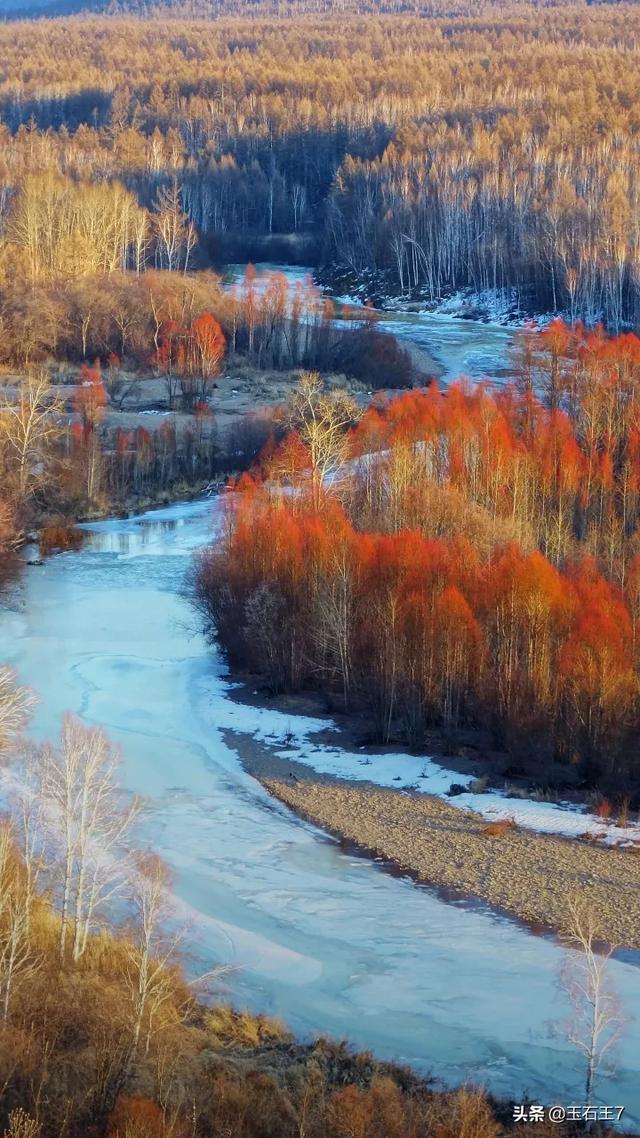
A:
[376,309,515,385]
[226,263,515,384]
[1,497,639,1125]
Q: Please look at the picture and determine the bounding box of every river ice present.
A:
[375,310,515,385]
[1,498,639,1128]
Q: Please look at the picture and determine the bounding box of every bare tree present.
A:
[0,823,42,1024]
[115,851,229,1115]
[0,372,63,501]
[152,181,197,274]
[123,853,185,1066]
[0,667,34,755]
[132,208,150,274]
[557,896,626,1105]
[41,714,141,963]
[10,743,50,930]
[286,372,360,510]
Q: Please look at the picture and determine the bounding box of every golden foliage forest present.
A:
[0,4,637,320]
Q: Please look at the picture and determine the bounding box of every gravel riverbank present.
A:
[224,728,640,950]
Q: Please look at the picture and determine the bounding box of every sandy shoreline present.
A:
[223,726,640,951]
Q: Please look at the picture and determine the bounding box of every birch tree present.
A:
[9,744,51,934]
[287,372,360,511]
[558,896,626,1105]
[152,181,197,274]
[0,372,63,502]
[120,852,228,1100]
[0,668,34,755]
[41,714,141,964]
[123,853,184,1067]
[0,823,42,1024]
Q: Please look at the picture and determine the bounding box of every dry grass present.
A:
[205,1005,290,1050]
[39,523,84,555]
[616,796,631,828]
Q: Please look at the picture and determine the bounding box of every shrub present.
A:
[3,1110,41,1138]
[480,818,518,838]
[107,1096,169,1138]
[616,796,631,828]
[333,326,417,389]
[429,1087,500,1138]
[205,1005,289,1049]
[39,523,84,556]
[447,783,467,797]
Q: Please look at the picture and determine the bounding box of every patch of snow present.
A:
[430,287,545,328]
[333,293,367,308]
[212,689,640,850]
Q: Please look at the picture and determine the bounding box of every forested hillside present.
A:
[0,6,639,321]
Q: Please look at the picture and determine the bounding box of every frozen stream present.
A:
[1,498,640,1126]
[226,263,515,384]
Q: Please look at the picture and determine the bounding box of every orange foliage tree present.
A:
[194,327,640,792]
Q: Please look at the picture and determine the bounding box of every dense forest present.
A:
[0,6,639,321]
[193,325,640,800]
[0,0,631,26]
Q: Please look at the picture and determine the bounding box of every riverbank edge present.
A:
[19,477,223,560]
[75,476,221,526]
[221,719,640,952]
[318,261,555,328]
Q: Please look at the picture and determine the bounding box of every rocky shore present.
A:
[224,728,640,951]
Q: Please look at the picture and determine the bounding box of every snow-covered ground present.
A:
[208,684,640,851]
[334,284,538,327]
[328,265,561,330]
[422,286,553,329]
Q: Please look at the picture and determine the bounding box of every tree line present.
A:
[193,327,640,798]
[0,8,639,320]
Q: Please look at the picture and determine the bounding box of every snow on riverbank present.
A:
[334,286,528,326]
[330,274,556,329]
[212,682,640,851]
[422,287,552,328]
[224,262,520,384]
